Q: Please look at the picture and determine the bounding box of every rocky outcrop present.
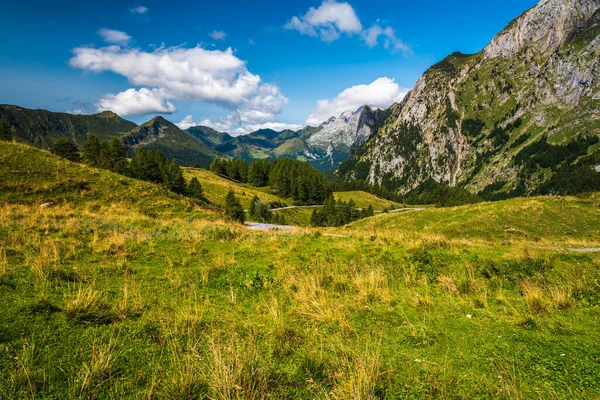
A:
[484,0,600,59]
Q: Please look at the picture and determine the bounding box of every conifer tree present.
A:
[163,159,187,195]
[224,189,245,224]
[106,137,127,166]
[248,196,259,219]
[188,177,203,199]
[82,133,102,166]
[0,120,13,142]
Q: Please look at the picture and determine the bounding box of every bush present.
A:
[52,139,81,162]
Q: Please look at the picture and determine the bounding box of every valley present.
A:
[1,0,600,398]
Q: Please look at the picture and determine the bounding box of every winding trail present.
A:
[244,222,297,231]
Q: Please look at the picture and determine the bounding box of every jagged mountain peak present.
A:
[308,104,385,155]
[484,0,600,59]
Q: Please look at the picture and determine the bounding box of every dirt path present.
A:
[269,205,323,211]
[244,222,297,231]
[564,247,600,253]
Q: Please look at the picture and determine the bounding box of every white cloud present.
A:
[65,109,85,115]
[285,0,362,43]
[98,29,131,45]
[285,1,410,54]
[97,88,176,116]
[363,25,411,54]
[70,40,292,131]
[180,107,302,135]
[231,122,302,135]
[306,77,410,126]
[248,38,255,45]
[176,114,199,130]
[70,45,264,106]
[209,30,226,40]
[130,6,148,14]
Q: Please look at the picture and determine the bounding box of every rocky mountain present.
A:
[337,0,600,197]
[0,105,137,148]
[122,116,220,167]
[306,105,386,167]
[191,105,385,171]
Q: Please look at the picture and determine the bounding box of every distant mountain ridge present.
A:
[189,105,385,171]
[0,105,137,148]
[0,104,381,170]
[121,116,220,167]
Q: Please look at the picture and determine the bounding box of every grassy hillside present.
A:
[0,142,214,220]
[0,105,137,148]
[334,191,402,211]
[346,195,600,247]
[182,167,286,209]
[1,141,600,398]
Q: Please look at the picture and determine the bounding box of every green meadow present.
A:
[1,141,600,399]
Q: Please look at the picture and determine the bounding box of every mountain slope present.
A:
[200,106,385,171]
[337,0,600,197]
[186,125,233,148]
[0,105,137,148]
[122,116,220,167]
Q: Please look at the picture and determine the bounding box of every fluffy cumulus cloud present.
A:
[130,6,148,14]
[209,30,226,40]
[285,0,362,42]
[70,36,292,132]
[97,88,176,116]
[97,29,131,45]
[285,0,410,54]
[178,113,301,135]
[306,77,409,126]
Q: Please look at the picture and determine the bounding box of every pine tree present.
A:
[164,160,187,195]
[188,177,203,199]
[224,189,245,224]
[0,120,13,142]
[209,159,227,176]
[106,137,127,169]
[248,196,259,219]
[254,200,273,223]
[366,205,375,217]
[52,139,81,162]
[82,133,102,166]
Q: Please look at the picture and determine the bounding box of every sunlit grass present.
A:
[1,141,600,398]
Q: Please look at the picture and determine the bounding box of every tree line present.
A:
[210,157,330,205]
[51,134,204,200]
[310,195,374,227]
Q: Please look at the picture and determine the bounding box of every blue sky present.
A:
[0,0,538,133]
